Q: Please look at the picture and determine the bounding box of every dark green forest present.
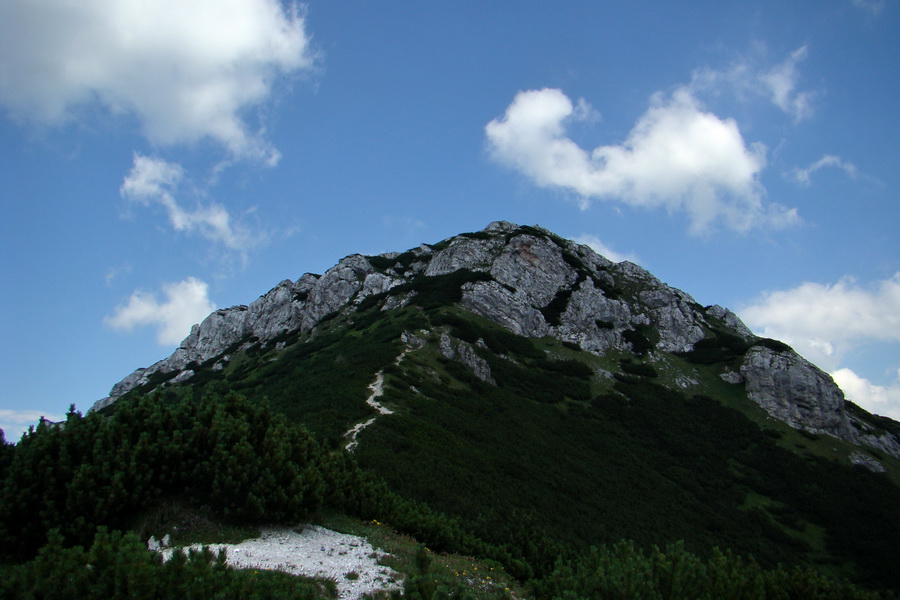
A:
[0,389,896,599]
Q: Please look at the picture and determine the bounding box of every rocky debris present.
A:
[159,526,401,600]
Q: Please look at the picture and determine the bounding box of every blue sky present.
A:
[2,0,898,441]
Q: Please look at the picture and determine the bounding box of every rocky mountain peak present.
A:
[92,222,899,464]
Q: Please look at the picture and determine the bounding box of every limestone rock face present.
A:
[461,281,549,338]
[93,255,402,409]
[439,332,495,385]
[740,346,852,438]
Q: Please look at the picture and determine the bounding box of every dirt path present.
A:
[343,349,409,452]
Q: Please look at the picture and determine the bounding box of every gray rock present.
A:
[720,370,744,385]
[849,451,886,473]
[490,234,576,307]
[438,333,494,384]
[461,281,549,338]
[706,305,755,339]
[740,346,852,439]
[425,237,500,276]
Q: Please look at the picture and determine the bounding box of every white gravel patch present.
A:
[159,525,402,600]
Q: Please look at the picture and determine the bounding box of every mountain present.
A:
[88,221,900,590]
[95,221,899,463]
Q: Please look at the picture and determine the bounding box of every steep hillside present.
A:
[91,221,900,591]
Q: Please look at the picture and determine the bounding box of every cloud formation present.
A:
[832,368,900,420]
[0,0,313,162]
[104,277,217,345]
[691,46,816,121]
[573,234,639,264]
[740,273,900,366]
[791,155,859,187]
[739,274,900,417]
[121,154,262,252]
[486,87,798,234]
[758,47,815,121]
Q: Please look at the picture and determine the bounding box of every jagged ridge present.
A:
[94,221,900,463]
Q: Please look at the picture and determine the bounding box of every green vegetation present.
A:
[535,540,884,600]
[0,528,333,600]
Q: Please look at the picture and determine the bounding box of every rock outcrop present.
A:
[740,346,852,438]
[92,220,899,463]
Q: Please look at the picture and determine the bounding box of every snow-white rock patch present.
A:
[159,526,402,600]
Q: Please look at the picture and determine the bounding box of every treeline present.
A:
[0,528,332,600]
[535,541,888,600]
[0,393,490,563]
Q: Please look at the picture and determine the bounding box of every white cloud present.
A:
[739,272,900,418]
[486,87,798,234]
[758,47,815,122]
[739,273,900,369]
[832,368,900,420]
[0,409,66,444]
[121,154,263,252]
[0,0,314,162]
[104,277,217,345]
[691,46,816,122]
[791,155,858,187]
[573,234,639,264]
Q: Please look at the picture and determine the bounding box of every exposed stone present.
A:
[438,332,495,384]
[461,281,549,338]
[438,332,456,360]
[849,451,886,473]
[425,237,500,276]
[456,343,496,385]
[400,330,427,350]
[490,234,577,307]
[706,305,755,339]
[740,346,852,439]
[720,370,744,385]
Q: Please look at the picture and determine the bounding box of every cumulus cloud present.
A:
[0,409,65,444]
[739,273,900,415]
[121,154,263,252]
[832,368,900,420]
[104,277,217,345]
[0,0,314,162]
[791,155,859,187]
[739,273,900,368]
[573,234,639,264]
[486,87,798,234]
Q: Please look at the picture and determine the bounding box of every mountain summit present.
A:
[95,221,899,466]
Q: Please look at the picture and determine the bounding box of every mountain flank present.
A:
[95,220,899,467]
